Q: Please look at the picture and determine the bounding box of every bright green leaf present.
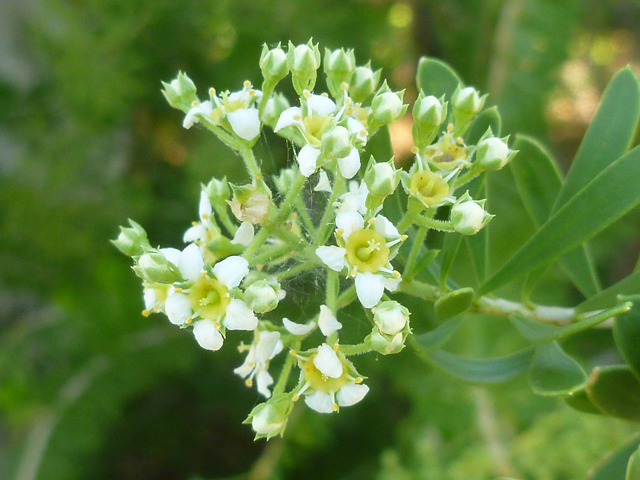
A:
[627,447,640,480]
[587,365,640,422]
[465,107,501,145]
[614,301,640,381]
[528,341,587,396]
[434,287,475,320]
[416,57,462,100]
[440,233,463,287]
[411,316,465,353]
[404,249,440,282]
[564,388,602,415]
[577,270,640,313]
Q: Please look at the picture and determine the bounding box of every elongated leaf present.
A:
[554,67,640,210]
[416,57,462,100]
[411,316,465,352]
[366,125,393,162]
[628,447,640,480]
[587,435,640,480]
[434,287,475,320]
[465,107,501,145]
[614,301,640,381]
[440,233,463,286]
[577,270,640,313]
[421,347,534,383]
[466,180,488,284]
[479,145,640,295]
[510,302,631,344]
[587,365,640,422]
[404,249,439,282]
[528,341,587,396]
[565,389,602,415]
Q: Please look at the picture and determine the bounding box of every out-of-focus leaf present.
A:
[465,107,501,145]
[466,179,488,284]
[421,347,534,383]
[440,233,463,286]
[510,302,631,344]
[416,57,462,100]
[366,125,393,162]
[577,270,640,313]
[587,365,640,422]
[404,249,439,282]
[565,389,602,415]
[627,447,640,480]
[479,145,640,296]
[614,300,640,381]
[411,316,465,352]
[587,435,640,480]
[528,341,587,396]
[434,287,475,320]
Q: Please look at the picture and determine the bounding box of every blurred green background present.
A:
[2,0,640,479]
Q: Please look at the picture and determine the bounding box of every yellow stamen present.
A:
[290,350,298,357]
[243,80,252,89]
[392,270,401,278]
[400,235,408,241]
[245,378,253,387]
[355,377,363,384]
[332,403,339,411]
[175,287,183,293]
[142,309,150,317]
[303,90,311,99]
[292,394,300,402]
[332,344,340,352]
[341,82,349,90]
[411,146,419,155]
[321,92,329,97]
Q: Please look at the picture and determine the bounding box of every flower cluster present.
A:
[114,40,516,440]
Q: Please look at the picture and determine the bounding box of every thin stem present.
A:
[276,169,307,222]
[339,343,371,355]
[239,147,260,177]
[315,175,347,247]
[336,285,357,309]
[250,243,293,266]
[276,260,316,281]
[399,279,440,302]
[326,270,339,311]
[396,211,415,234]
[273,350,297,396]
[454,166,482,189]
[403,226,427,278]
[413,215,455,232]
[242,226,272,261]
[295,198,316,236]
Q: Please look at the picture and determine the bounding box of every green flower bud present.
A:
[321,125,352,158]
[324,47,356,98]
[244,279,282,313]
[349,64,381,103]
[245,393,293,440]
[262,92,290,130]
[260,43,289,85]
[205,236,244,262]
[287,40,321,95]
[373,300,410,336]
[363,157,400,209]
[450,192,493,235]
[452,85,486,128]
[272,167,298,194]
[228,175,273,225]
[204,177,231,207]
[476,136,515,170]
[412,94,446,148]
[135,251,181,284]
[367,329,405,355]
[370,86,407,129]
[161,71,197,112]
[112,219,149,257]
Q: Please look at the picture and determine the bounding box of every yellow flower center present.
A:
[345,229,390,273]
[189,276,230,321]
[409,170,450,207]
[303,114,332,145]
[425,133,468,170]
[303,354,349,394]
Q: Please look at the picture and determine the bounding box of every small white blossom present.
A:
[235,329,283,398]
[318,305,342,336]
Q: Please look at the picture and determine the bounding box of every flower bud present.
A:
[450,192,493,235]
[322,125,352,158]
[161,71,197,111]
[452,86,486,127]
[476,136,514,170]
[405,169,451,209]
[244,279,281,313]
[363,157,400,210]
[324,48,356,98]
[412,94,446,148]
[373,300,410,336]
[287,40,321,95]
[262,92,290,130]
[260,44,289,85]
[367,329,405,355]
[228,176,272,225]
[272,167,298,194]
[349,64,381,103]
[370,88,407,129]
[204,177,231,206]
[246,393,293,439]
[135,251,182,284]
[112,220,149,257]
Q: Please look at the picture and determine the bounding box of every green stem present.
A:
[315,175,347,247]
[276,260,316,281]
[240,147,260,177]
[339,343,371,355]
[273,342,299,396]
[250,243,293,266]
[454,166,482,189]
[214,204,237,236]
[413,215,455,232]
[397,211,416,234]
[243,227,272,261]
[403,227,427,278]
[336,285,357,309]
[277,169,308,222]
[326,270,339,311]
[295,197,316,235]
[399,279,440,302]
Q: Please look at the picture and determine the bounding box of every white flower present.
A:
[183,101,213,129]
[355,272,386,309]
[193,319,224,351]
[231,221,255,246]
[183,190,219,244]
[336,181,368,215]
[227,108,261,141]
[318,305,342,337]
[297,144,321,177]
[315,246,346,272]
[235,329,283,398]
[337,147,361,179]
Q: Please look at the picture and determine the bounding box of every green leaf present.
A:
[411,316,465,353]
[587,365,640,422]
[434,287,475,320]
[479,145,640,296]
[404,249,440,283]
[627,446,640,480]
[577,270,640,313]
[528,341,587,396]
[465,107,501,145]
[416,57,463,100]
[587,435,640,480]
[439,233,463,287]
[421,347,534,383]
[366,125,393,162]
[465,179,489,284]
[614,301,640,381]
[564,388,603,415]
[510,302,631,344]
[553,67,640,210]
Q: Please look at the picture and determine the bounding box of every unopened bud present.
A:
[324,48,356,98]
[373,300,410,336]
[287,40,321,95]
[244,279,281,313]
[204,177,231,207]
[161,71,197,111]
[322,125,352,158]
[412,94,446,147]
[363,157,400,209]
[450,192,493,235]
[228,177,272,225]
[135,251,182,284]
[476,136,514,170]
[452,86,486,127]
[112,219,149,257]
[262,92,290,129]
[246,393,293,439]
[370,88,407,128]
[349,65,381,103]
[367,329,405,355]
[260,44,289,85]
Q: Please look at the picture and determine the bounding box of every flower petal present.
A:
[256,369,274,398]
[319,305,342,337]
[179,243,204,283]
[336,382,369,407]
[228,108,261,141]
[314,344,343,378]
[199,191,213,219]
[336,211,364,240]
[384,277,401,292]
[337,147,361,179]
[213,256,249,289]
[231,221,255,246]
[374,215,400,239]
[164,292,192,325]
[355,272,385,308]
[223,299,258,330]
[314,171,332,193]
[308,94,336,116]
[255,330,282,364]
[159,247,181,267]
[193,319,224,351]
[283,318,316,336]
[347,117,368,145]
[143,289,158,310]
[274,106,302,132]
[315,246,346,272]
[183,224,206,243]
[304,390,334,414]
[297,144,321,177]
[183,101,213,129]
